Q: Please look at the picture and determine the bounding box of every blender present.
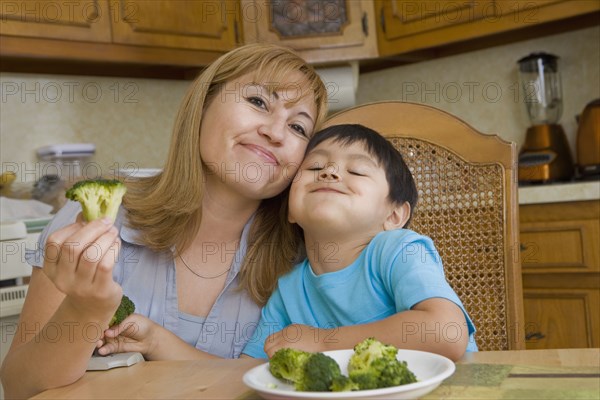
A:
[517,52,574,184]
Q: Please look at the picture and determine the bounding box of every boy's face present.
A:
[289,138,397,236]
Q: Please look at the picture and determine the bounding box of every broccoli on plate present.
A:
[269,349,342,392]
[330,375,359,392]
[269,348,312,384]
[295,352,341,392]
[109,294,135,327]
[268,338,417,392]
[348,338,417,390]
[65,179,126,222]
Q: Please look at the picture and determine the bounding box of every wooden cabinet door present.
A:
[524,288,600,349]
[520,200,600,350]
[109,0,240,51]
[379,0,493,40]
[242,0,377,63]
[376,0,600,56]
[0,0,111,42]
[492,0,566,18]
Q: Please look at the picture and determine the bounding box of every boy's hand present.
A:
[263,324,339,357]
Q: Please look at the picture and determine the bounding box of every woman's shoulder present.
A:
[38,201,81,240]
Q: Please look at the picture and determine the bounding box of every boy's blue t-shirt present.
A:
[242,229,478,358]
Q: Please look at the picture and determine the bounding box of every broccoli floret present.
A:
[269,349,342,392]
[269,348,312,384]
[378,358,417,388]
[295,352,341,392]
[348,337,398,373]
[330,375,359,392]
[348,338,417,390]
[65,179,127,222]
[349,357,417,389]
[347,369,380,390]
[109,295,135,327]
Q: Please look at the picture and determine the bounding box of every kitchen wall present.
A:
[1,26,598,183]
[357,26,600,156]
[0,74,189,181]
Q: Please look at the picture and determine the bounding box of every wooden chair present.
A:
[323,101,525,351]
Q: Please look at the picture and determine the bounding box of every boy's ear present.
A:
[383,202,411,231]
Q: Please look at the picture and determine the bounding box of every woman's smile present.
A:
[242,143,279,165]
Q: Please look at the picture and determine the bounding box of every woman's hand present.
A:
[263,324,338,357]
[98,314,222,361]
[42,215,123,322]
[97,314,161,359]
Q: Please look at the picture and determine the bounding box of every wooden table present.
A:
[32,349,600,399]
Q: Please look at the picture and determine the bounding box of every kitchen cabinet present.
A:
[520,200,600,349]
[0,0,374,72]
[1,0,598,75]
[0,0,112,42]
[110,0,239,52]
[241,0,378,64]
[0,0,242,72]
[375,0,600,57]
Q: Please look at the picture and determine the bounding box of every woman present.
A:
[0,43,328,399]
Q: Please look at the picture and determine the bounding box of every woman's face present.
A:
[200,72,318,200]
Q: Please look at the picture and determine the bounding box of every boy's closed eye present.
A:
[348,170,367,176]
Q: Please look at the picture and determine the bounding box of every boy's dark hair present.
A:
[305,124,418,226]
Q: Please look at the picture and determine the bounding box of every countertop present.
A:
[32,349,600,400]
[518,180,600,205]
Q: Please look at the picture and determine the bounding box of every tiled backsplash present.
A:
[1,26,598,183]
[357,26,600,155]
[0,75,189,181]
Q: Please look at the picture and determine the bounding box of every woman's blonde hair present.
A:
[123,43,328,305]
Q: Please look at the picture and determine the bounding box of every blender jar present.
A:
[517,52,562,125]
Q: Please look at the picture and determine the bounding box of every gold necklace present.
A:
[178,254,231,279]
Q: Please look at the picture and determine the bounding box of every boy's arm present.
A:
[264,298,469,362]
[334,298,468,361]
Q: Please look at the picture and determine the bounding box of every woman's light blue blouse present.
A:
[25,201,261,359]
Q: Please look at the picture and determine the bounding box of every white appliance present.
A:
[1,220,42,400]
[1,221,35,316]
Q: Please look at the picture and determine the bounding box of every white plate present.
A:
[243,349,455,400]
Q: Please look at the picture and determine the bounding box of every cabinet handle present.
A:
[525,332,546,340]
[380,7,386,34]
[362,12,368,36]
[520,243,526,252]
[234,21,240,44]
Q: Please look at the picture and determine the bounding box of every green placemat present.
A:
[423,364,600,400]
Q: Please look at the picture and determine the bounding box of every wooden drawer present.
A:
[524,287,600,349]
[520,219,599,272]
[520,201,600,273]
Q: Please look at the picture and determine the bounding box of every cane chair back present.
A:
[323,101,525,351]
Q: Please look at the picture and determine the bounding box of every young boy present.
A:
[242,124,477,361]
